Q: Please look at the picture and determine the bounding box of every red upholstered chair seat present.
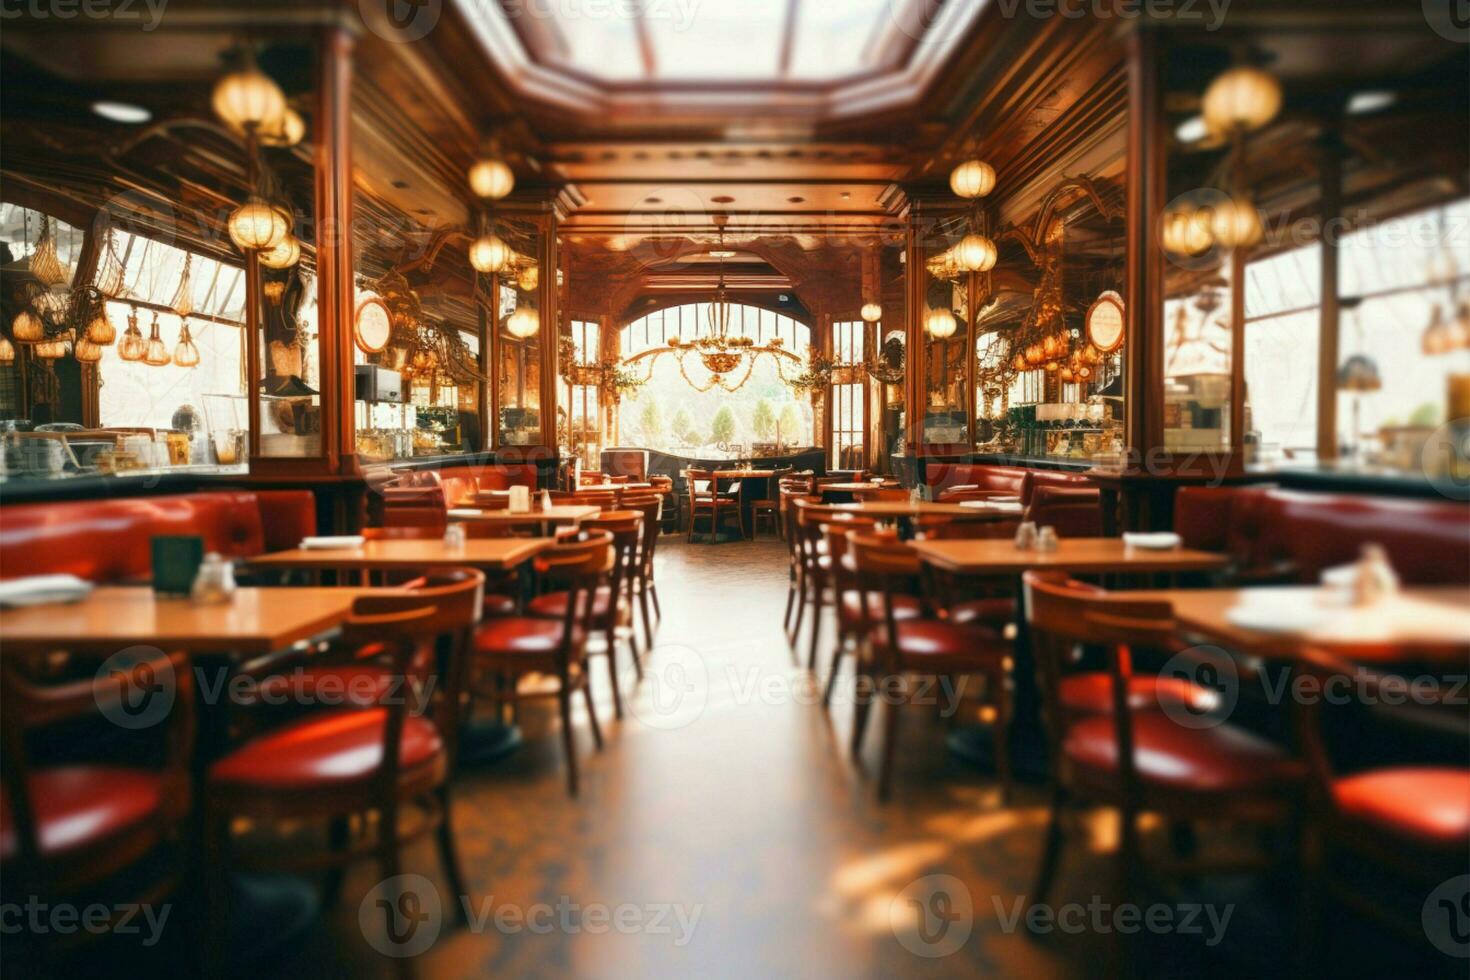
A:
[1063,712,1303,794]
[1332,768,1470,848]
[869,620,1007,672]
[208,710,444,791]
[1057,672,1219,715]
[527,587,617,622]
[839,591,924,628]
[0,767,165,861]
[474,617,582,669]
[483,593,518,618]
[947,597,1017,629]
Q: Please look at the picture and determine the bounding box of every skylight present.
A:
[517,0,904,84]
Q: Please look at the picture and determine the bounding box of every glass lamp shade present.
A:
[1161,207,1213,256]
[74,337,103,363]
[143,316,171,366]
[85,313,117,345]
[228,199,290,252]
[1202,66,1282,135]
[212,67,287,136]
[1421,304,1455,355]
[949,159,996,199]
[1207,194,1264,249]
[469,158,515,200]
[118,322,145,361]
[259,107,306,147]
[860,302,883,323]
[469,234,512,273]
[11,310,45,343]
[925,309,957,339]
[1026,343,1044,365]
[35,331,71,360]
[507,308,539,339]
[173,322,200,367]
[1011,352,1027,372]
[516,263,540,292]
[1336,354,1383,392]
[0,334,14,365]
[956,233,998,272]
[258,234,301,269]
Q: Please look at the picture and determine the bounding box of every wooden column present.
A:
[316,25,357,474]
[1316,140,1342,460]
[1123,25,1165,462]
[537,214,560,450]
[903,200,927,458]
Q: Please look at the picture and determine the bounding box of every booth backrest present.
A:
[0,490,316,583]
[1024,485,1103,538]
[380,464,539,528]
[1174,485,1470,585]
[929,464,1029,498]
[1018,469,1095,507]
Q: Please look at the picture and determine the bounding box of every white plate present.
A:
[300,535,366,550]
[1225,601,1332,634]
[1123,532,1183,550]
[0,574,93,608]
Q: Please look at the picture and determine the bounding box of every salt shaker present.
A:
[1036,526,1059,552]
[190,552,237,604]
[1014,521,1038,550]
[444,523,467,550]
[1353,543,1398,606]
[541,489,553,511]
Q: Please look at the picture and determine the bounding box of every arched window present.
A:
[615,302,814,455]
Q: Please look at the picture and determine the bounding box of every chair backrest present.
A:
[620,495,664,566]
[846,532,926,651]
[0,647,195,879]
[535,531,616,649]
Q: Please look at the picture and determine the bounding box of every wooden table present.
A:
[0,586,380,655]
[578,482,653,492]
[449,505,600,530]
[249,537,553,573]
[1127,585,1470,663]
[912,537,1230,574]
[833,500,1022,522]
[719,469,777,479]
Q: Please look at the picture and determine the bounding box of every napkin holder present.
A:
[508,485,531,513]
[152,535,205,596]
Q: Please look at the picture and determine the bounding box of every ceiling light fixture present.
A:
[92,101,151,124]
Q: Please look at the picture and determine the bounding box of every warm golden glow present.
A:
[1207,193,1264,249]
[1160,206,1213,256]
[74,337,102,363]
[228,198,290,252]
[955,233,997,272]
[507,307,539,339]
[173,321,201,367]
[860,302,882,323]
[469,158,515,200]
[949,158,996,199]
[118,313,145,362]
[34,331,70,360]
[1202,65,1282,135]
[11,310,44,343]
[211,67,287,136]
[85,313,116,345]
[0,334,14,365]
[925,308,957,339]
[259,107,306,147]
[516,263,540,292]
[143,314,171,366]
[258,234,301,269]
[469,234,513,273]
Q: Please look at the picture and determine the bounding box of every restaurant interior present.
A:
[0,0,1467,976]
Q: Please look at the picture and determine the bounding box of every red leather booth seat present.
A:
[1024,485,1103,537]
[1174,485,1470,585]
[931,463,1095,507]
[0,490,316,583]
[380,464,540,528]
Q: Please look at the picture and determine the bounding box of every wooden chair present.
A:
[204,570,485,950]
[685,468,743,543]
[1295,646,1470,966]
[848,532,1014,801]
[750,466,792,539]
[781,493,819,637]
[790,500,853,666]
[1022,571,1302,962]
[469,533,614,795]
[0,648,194,960]
[621,492,664,649]
[527,513,642,718]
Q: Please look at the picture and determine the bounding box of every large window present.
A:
[617,303,813,455]
[831,320,866,469]
[1243,244,1321,457]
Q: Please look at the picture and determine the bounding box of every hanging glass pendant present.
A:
[11,309,45,343]
[258,234,301,269]
[0,334,14,365]
[74,337,103,363]
[29,214,67,287]
[228,197,291,252]
[34,330,72,360]
[118,307,145,361]
[143,312,171,366]
[212,63,287,136]
[173,318,201,367]
[85,310,117,345]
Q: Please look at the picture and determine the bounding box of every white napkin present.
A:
[1225,594,1332,634]
[300,535,366,550]
[0,574,93,608]
[1123,531,1182,550]
[448,508,483,519]
[960,500,1023,513]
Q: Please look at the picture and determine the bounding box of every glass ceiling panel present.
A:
[549,3,644,80]
[643,0,785,79]
[788,0,890,80]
